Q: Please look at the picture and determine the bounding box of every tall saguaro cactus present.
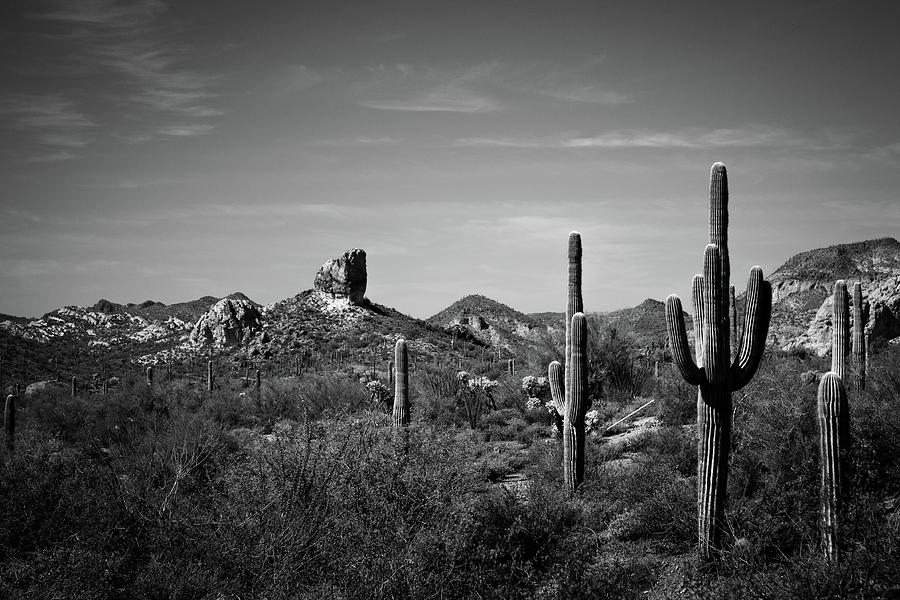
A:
[548,232,590,488]
[563,313,588,493]
[392,339,410,426]
[146,365,154,387]
[665,163,772,559]
[817,372,846,562]
[548,233,583,425]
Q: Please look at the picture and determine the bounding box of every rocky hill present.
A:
[426,294,545,357]
[768,238,900,354]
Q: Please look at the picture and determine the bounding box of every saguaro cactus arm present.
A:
[691,274,704,365]
[702,245,728,385]
[547,360,565,416]
[665,295,704,386]
[731,266,772,391]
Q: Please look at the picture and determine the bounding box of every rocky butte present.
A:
[189,294,262,347]
[313,248,367,305]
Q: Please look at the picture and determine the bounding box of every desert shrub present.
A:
[655,372,696,427]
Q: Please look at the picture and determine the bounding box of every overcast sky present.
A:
[1,0,899,319]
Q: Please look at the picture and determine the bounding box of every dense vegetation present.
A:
[1,332,899,598]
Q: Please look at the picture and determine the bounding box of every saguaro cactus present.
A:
[817,372,846,563]
[832,281,850,381]
[255,368,261,390]
[851,282,866,390]
[146,365,154,387]
[207,360,213,392]
[392,339,409,426]
[548,232,590,484]
[4,393,15,452]
[71,376,77,398]
[549,232,583,415]
[665,163,772,559]
[563,313,588,493]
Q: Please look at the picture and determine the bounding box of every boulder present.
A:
[314,248,367,304]
[24,380,67,398]
[190,297,262,346]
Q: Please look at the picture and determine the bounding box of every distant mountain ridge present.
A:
[769,237,900,303]
[2,238,899,385]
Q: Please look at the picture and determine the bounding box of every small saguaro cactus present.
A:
[392,339,410,426]
[832,281,850,381]
[665,163,772,560]
[146,365,154,387]
[563,313,588,493]
[255,368,261,390]
[817,371,846,563]
[71,375,77,398]
[851,282,867,390]
[4,393,15,452]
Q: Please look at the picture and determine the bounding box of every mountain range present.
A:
[2,238,898,387]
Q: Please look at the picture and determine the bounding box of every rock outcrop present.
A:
[770,239,900,354]
[313,248,367,304]
[190,296,262,346]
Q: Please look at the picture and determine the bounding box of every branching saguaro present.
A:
[548,232,591,492]
[664,162,772,560]
[392,338,410,427]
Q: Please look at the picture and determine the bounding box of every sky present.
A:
[1,0,899,319]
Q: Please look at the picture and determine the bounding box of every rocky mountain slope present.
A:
[426,294,546,358]
[768,238,900,354]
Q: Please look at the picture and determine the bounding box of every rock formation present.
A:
[313,248,367,304]
[190,296,262,346]
[770,239,900,354]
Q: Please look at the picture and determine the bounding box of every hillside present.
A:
[767,238,900,354]
[426,294,544,357]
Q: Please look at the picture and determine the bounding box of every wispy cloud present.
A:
[863,142,900,164]
[536,86,631,105]
[361,88,500,113]
[357,63,502,114]
[156,124,217,137]
[10,0,225,153]
[456,125,840,150]
[0,94,98,161]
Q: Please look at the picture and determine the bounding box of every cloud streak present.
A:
[357,63,502,114]
[6,0,226,157]
[455,125,843,150]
